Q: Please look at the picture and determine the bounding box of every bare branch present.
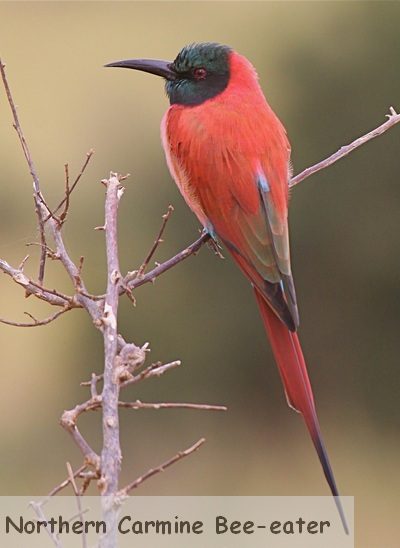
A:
[60,408,100,470]
[58,163,70,223]
[125,232,211,291]
[47,465,87,498]
[136,205,174,278]
[30,502,62,547]
[18,254,30,271]
[0,258,73,307]
[99,174,124,496]
[81,342,148,388]
[57,395,226,420]
[120,359,181,389]
[28,280,74,303]
[0,59,47,283]
[118,438,205,496]
[49,150,95,221]
[66,462,88,548]
[290,107,400,187]
[119,400,227,412]
[0,306,70,328]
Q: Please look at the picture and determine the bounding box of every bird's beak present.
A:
[104,58,177,81]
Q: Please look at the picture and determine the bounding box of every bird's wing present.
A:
[213,158,299,331]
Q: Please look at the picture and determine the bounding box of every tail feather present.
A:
[254,288,349,534]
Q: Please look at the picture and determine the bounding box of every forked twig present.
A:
[47,465,87,498]
[0,306,71,328]
[48,150,95,221]
[136,204,174,278]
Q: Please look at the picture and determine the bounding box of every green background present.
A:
[0,2,399,547]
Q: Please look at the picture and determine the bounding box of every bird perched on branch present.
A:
[106,42,348,532]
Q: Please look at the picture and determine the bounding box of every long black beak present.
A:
[104,58,177,81]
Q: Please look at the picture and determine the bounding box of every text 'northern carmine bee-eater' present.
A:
[106,42,348,532]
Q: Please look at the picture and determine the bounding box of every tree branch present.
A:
[49,150,95,222]
[124,232,211,291]
[0,59,47,284]
[99,174,124,498]
[135,204,174,278]
[119,400,227,412]
[290,107,400,187]
[0,306,71,328]
[0,258,73,307]
[118,438,205,496]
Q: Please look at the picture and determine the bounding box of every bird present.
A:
[106,42,348,533]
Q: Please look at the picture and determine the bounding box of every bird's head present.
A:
[105,42,232,106]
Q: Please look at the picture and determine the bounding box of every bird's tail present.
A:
[254,288,349,534]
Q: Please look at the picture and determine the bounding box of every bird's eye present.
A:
[193,67,207,80]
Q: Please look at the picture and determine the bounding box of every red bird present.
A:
[106,42,348,531]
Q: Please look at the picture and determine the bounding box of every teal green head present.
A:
[105,42,232,106]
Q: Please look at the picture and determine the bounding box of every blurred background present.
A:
[0,2,399,546]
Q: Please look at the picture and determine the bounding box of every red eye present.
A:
[193,67,207,80]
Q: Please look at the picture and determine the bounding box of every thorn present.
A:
[18,254,30,271]
[141,342,151,352]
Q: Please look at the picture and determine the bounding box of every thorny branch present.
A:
[1,57,399,531]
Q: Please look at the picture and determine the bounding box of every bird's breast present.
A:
[161,89,290,226]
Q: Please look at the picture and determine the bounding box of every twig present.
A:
[18,254,30,270]
[119,400,227,411]
[120,359,181,388]
[0,258,73,307]
[30,502,62,548]
[48,150,95,220]
[118,438,205,496]
[47,464,87,497]
[0,59,47,284]
[60,408,100,470]
[66,462,88,548]
[0,306,70,328]
[59,163,70,223]
[26,241,58,259]
[0,61,101,326]
[136,205,174,278]
[58,396,226,421]
[290,107,400,187]
[28,280,74,302]
[125,232,211,291]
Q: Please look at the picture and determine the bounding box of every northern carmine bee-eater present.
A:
[106,42,348,532]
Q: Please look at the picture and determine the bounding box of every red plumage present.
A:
[161,49,347,531]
